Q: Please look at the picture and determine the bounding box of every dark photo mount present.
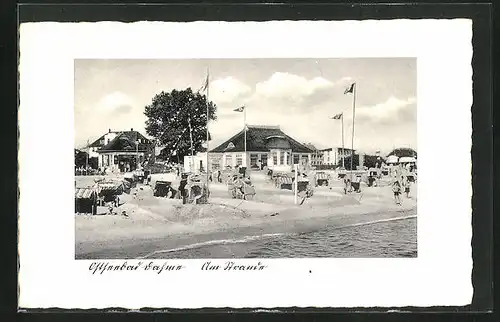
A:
[8,1,494,318]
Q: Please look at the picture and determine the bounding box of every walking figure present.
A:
[392,180,402,205]
[402,176,411,198]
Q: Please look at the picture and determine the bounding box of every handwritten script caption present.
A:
[88,261,268,275]
[89,261,184,275]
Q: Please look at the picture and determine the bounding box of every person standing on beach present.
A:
[178,174,188,204]
[392,180,402,205]
[402,176,411,198]
[343,178,351,194]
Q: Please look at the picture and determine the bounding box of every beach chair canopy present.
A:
[75,188,96,199]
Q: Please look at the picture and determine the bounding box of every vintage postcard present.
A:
[74,58,417,260]
[19,20,473,309]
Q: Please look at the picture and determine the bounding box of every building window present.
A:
[293,154,300,164]
[250,154,258,166]
[236,154,243,166]
[211,159,220,170]
[272,151,278,165]
[225,154,232,167]
[261,153,268,166]
[210,156,221,170]
[285,151,291,165]
[279,151,284,165]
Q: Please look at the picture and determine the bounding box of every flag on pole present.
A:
[233,105,245,112]
[344,83,355,94]
[331,113,343,120]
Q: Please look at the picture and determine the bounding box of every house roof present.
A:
[98,131,153,153]
[304,143,318,151]
[89,131,122,147]
[210,125,314,153]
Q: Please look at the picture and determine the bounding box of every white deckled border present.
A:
[18,20,472,309]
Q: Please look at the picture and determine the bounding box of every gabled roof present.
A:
[98,131,153,153]
[89,131,121,147]
[210,125,314,153]
[304,143,318,151]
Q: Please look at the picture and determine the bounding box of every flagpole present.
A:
[188,116,194,172]
[244,106,247,167]
[341,114,345,169]
[350,83,356,178]
[205,67,210,194]
[86,139,89,169]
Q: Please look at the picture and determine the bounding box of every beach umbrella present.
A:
[386,155,399,164]
[399,156,416,163]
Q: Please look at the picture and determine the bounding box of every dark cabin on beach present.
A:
[75,188,97,215]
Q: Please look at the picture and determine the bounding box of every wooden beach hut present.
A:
[75,188,97,215]
[97,181,123,204]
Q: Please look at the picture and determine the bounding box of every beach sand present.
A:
[75,172,417,259]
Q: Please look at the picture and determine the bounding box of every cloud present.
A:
[356,96,416,124]
[210,77,252,104]
[255,72,334,100]
[96,91,135,115]
[248,72,355,114]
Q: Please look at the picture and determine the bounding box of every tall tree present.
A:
[387,148,417,158]
[339,154,359,170]
[144,88,217,161]
[337,154,385,170]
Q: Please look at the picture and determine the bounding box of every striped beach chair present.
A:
[315,172,330,186]
[279,176,294,190]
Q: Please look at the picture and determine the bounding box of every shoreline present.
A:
[75,201,416,259]
[75,174,417,259]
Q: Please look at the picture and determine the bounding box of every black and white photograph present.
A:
[19,18,474,309]
[74,58,418,259]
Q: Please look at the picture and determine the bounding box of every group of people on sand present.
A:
[392,176,411,205]
[391,165,414,205]
[340,164,414,206]
[343,175,363,194]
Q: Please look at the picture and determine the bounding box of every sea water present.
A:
[146,214,417,259]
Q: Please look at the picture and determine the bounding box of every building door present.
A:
[261,154,268,167]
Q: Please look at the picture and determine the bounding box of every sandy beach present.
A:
[75,172,417,259]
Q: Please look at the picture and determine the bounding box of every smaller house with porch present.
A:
[94,128,155,172]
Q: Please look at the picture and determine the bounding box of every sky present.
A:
[74,58,416,155]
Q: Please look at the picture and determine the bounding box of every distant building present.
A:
[303,143,324,166]
[87,129,122,158]
[209,125,314,172]
[89,128,154,172]
[184,152,208,173]
[320,147,356,166]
